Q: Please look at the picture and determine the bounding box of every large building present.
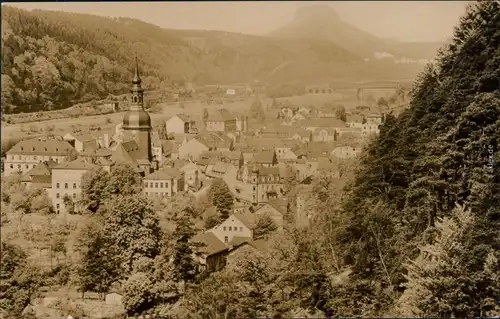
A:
[3,137,74,176]
[121,57,154,174]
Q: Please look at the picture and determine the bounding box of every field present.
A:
[1,98,269,143]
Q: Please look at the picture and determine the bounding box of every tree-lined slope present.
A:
[324,1,500,316]
[1,6,423,114]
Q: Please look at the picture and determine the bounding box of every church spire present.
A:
[132,56,141,85]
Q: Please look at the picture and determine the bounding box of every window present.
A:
[56,183,60,188]
[56,193,60,199]
[145,192,148,196]
[72,193,76,199]
[26,165,29,169]
[228,226,232,231]
[144,182,148,188]
[56,148,58,152]
[56,204,60,209]
[73,183,77,189]
[57,210,60,214]
[44,147,47,151]
[64,183,68,189]
[32,147,35,151]
[155,182,158,188]
[9,164,13,169]
[17,164,21,169]
[160,182,164,188]
[240,227,243,232]
[224,236,228,243]
[223,226,226,231]
[165,182,169,188]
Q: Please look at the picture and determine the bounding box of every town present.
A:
[3,1,498,319]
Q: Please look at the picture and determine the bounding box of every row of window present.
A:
[222,226,243,232]
[56,183,78,189]
[144,181,170,188]
[145,192,171,197]
[56,193,77,199]
[9,154,62,160]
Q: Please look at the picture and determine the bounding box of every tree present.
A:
[208,178,234,220]
[335,105,347,122]
[253,215,278,239]
[171,212,200,284]
[80,164,142,212]
[62,194,75,214]
[397,205,500,317]
[102,195,163,276]
[202,108,209,121]
[249,99,265,122]
[377,97,388,108]
[204,215,220,230]
[0,242,42,317]
[74,216,120,299]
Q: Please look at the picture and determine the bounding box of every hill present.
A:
[317,1,500,315]
[270,4,447,60]
[1,6,424,114]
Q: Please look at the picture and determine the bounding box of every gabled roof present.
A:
[111,143,138,166]
[191,232,229,256]
[21,160,57,179]
[211,161,233,174]
[266,199,288,215]
[222,151,242,161]
[144,167,183,181]
[7,138,73,156]
[53,158,97,170]
[233,211,257,230]
[298,118,348,128]
[228,236,252,247]
[253,151,275,164]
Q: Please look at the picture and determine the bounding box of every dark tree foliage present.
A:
[208,178,234,220]
[330,1,500,315]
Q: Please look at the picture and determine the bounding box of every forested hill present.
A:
[319,1,500,316]
[1,6,423,114]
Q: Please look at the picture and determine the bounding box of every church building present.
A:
[116,57,157,175]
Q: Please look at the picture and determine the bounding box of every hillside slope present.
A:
[319,1,500,315]
[270,4,447,60]
[1,6,423,114]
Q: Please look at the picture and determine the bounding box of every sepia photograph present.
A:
[0,1,499,318]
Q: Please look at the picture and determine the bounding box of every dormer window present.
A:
[44,147,47,151]
[32,147,35,151]
[21,147,24,151]
[56,148,59,152]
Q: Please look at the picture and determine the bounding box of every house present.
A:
[226,238,268,265]
[178,137,210,160]
[299,118,348,132]
[253,199,287,231]
[346,114,365,129]
[234,115,249,132]
[362,123,381,136]
[252,150,278,167]
[318,104,338,118]
[313,127,337,142]
[205,109,237,132]
[51,158,97,214]
[221,151,244,168]
[165,114,197,134]
[63,133,98,153]
[20,160,57,190]
[179,162,203,190]
[331,146,362,159]
[162,140,179,160]
[4,137,74,176]
[205,161,237,181]
[291,130,312,144]
[366,113,384,125]
[335,127,363,140]
[151,131,163,163]
[191,232,229,273]
[143,167,185,199]
[207,211,256,244]
[235,165,283,204]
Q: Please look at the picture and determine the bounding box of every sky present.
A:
[5,1,470,42]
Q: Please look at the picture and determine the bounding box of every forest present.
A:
[1,6,423,114]
[1,1,500,318]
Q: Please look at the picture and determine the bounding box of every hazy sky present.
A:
[5,1,470,42]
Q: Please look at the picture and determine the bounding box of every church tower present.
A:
[122,57,153,172]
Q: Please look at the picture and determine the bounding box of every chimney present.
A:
[103,134,110,148]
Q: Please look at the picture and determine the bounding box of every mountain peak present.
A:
[294,5,340,22]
